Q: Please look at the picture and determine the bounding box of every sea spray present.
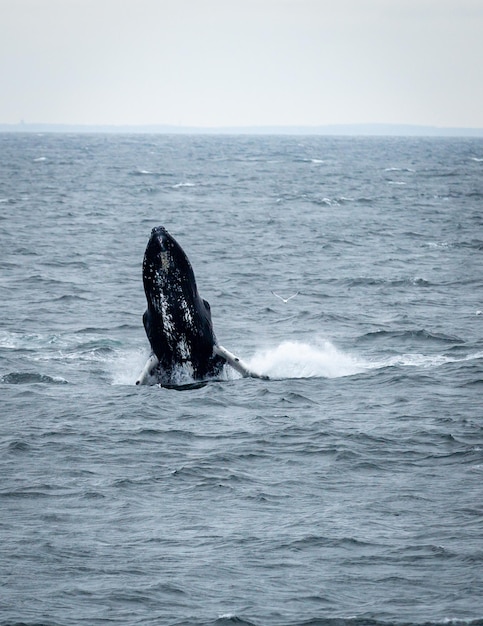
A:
[247,340,364,380]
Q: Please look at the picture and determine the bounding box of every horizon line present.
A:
[1,121,483,137]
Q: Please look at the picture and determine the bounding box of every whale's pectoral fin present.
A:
[202,299,215,325]
[142,308,157,353]
[135,353,160,385]
[214,345,269,380]
[142,309,150,334]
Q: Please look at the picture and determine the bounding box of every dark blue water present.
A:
[1,133,482,626]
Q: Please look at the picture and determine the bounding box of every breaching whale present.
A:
[136,226,266,386]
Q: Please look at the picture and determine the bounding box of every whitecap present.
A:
[427,241,450,249]
[368,350,483,370]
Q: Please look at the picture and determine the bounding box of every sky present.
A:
[1,0,482,128]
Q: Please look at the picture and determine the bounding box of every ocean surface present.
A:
[1,133,482,626]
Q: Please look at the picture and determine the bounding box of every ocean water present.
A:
[1,133,482,626]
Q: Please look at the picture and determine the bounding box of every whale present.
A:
[136,226,266,386]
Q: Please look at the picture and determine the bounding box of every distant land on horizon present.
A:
[1,122,483,137]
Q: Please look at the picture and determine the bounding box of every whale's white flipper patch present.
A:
[214,345,269,380]
[135,353,160,385]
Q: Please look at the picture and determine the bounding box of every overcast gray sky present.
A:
[1,0,482,128]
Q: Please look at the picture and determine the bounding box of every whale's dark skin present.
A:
[142,226,226,385]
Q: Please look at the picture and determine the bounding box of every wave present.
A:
[370,351,483,370]
[311,196,353,206]
[173,615,483,626]
[130,168,159,176]
[0,329,122,355]
[458,239,483,250]
[0,330,69,351]
[171,181,196,188]
[1,372,68,384]
[357,329,464,345]
[1,617,481,626]
[344,277,432,288]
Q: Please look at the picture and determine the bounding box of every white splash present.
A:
[243,341,483,381]
[246,340,364,380]
[111,348,151,386]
